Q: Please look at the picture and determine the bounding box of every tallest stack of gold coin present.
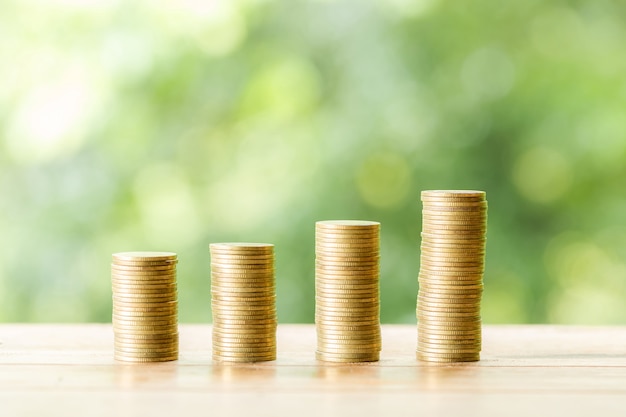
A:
[417,190,487,363]
[315,220,382,363]
[111,252,179,363]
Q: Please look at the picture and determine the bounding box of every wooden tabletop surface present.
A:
[1,324,625,416]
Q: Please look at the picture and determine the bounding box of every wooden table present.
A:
[1,325,626,416]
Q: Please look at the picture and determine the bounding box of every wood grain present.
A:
[1,325,626,416]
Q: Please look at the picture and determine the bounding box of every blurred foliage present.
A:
[1,0,626,324]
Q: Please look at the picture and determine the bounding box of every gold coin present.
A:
[418,327,481,337]
[210,278,274,286]
[416,351,479,362]
[315,295,378,303]
[422,197,487,205]
[212,330,276,339]
[211,294,275,302]
[111,278,178,288]
[315,250,379,258]
[418,293,481,302]
[417,304,480,314]
[315,318,379,327]
[114,342,178,352]
[212,334,275,342]
[212,347,276,355]
[315,277,379,286]
[212,323,277,331]
[315,242,379,251]
[418,340,481,349]
[211,281,274,290]
[419,283,483,292]
[316,219,380,228]
[316,273,379,281]
[420,234,486,242]
[315,230,379,238]
[212,353,276,362]
[420,245,486,254]
[421,190,485,199]
[111,279,177,287]
[316,351,379,359]
[111,280,176,290]
[212,339,276,349]
[112,287,177,296]
[210,262,274,271]
[418,309,480,319]
[315,291,378,299]
[418,312,480,322]
[417,343,480,354]
[212,333,275,341]
[114,344,178,352]
[420,259,485,269]
[115,334,177,343]
[316,322,380,330]
[111,268,176,280]
[318,344,381,352]
[114,354,178,363]
[113,299,177,308]
[115,332,178,341]
[417,320,481,330]
[422,223,486,232]
[213,317,276,325]
[112,263,177,271]
[422,218,486,227]
[420,243,486,253]
[210,289,275,297]
[113,315,178,324]
[315,234,379,242]
[315,283,379,292]
[315,302,379,311]
[211,302,275,310]
[113,260,178,268]
[113,310,177,319]
[210,261,274,269]
[418,279,483,289]
[112,292,177,300]
[113,321,178,330]
[214,313,277,322]
[210,242,273,251]
[418,328,482,339]
[317,330,381,339]
[113,252,177,262]
[421,208,486,216]
[113,327,179,336]
[315,311,379,320]
[209,253,274,260]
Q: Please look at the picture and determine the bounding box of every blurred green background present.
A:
[1,0,625,324]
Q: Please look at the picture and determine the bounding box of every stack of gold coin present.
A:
[111,252,178,363]
[417,190,487,363]
[315,220,381,363]
[210,243,277,363]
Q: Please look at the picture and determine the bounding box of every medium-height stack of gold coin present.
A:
[111,252,179,363]
[210,243,277,363]
[417,190,487,363]
[315,220,381,363]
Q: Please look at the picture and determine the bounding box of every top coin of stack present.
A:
[210,243,277,363]
[111,251,179,363]
[417,190,487,363]
[315,220,381,363]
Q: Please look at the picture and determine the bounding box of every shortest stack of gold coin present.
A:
[111,252,178,363]
[417,190,487,363]
[315,220,381,363]
[210,243,277,363]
